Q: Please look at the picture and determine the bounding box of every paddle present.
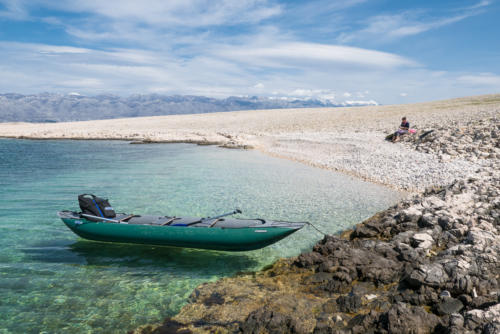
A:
[170,209,243,227]
[202,209,242,222]
[202,209,242,228]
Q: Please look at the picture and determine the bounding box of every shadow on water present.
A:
[21,239,260,276]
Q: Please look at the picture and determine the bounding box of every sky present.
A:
[0,0,499,104]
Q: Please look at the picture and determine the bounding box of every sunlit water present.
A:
[0,139,402,333]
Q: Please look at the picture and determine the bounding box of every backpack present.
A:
[78,194,116,221]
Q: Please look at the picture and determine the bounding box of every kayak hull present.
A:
[59,214,304,251]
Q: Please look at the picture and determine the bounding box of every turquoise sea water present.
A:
[0,139,402,333]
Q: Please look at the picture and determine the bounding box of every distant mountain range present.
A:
[0,93,378,122]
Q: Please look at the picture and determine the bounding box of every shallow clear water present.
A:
[0,139,402,333]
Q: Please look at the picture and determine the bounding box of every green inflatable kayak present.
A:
[58,210,306,251]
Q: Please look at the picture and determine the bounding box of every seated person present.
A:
[392,117,410,142]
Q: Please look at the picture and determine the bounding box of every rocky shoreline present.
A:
[132,115,499,333]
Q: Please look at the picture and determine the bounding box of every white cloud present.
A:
[61,78,104,88]
[400,92,408,97]
[466,0,491,10]
[343,100,378,106]
[267,88,338,102]
[290,88,323,97]
[29,0,282,28]
[338,1,491,44]
[38,45,91,54]
[215,42,418,69]
[458,73,500,86]
[339,13,470,43]
[0,0,29,19]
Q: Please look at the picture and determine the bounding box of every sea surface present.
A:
[0,139,402,333]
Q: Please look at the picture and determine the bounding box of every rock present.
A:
[347,311,380,334]
[356,254,402,285]
[483,323,500,334]
[336,294,362,313]
[321,299,337,313]
[202,292,225,306]
[469,295,498,309]
[406,263,449,288]
[465,303,500,331]
[438,216,453,230]
[458,294,473,306]
[393,231,415,245]
[424,196,447,210]
[295,251,325,269]
[352,223,380,238]
[317,260,335,273]
[397,285,440,306]
[411,232,434,249]
[398,207,422,223]
[240,308,299,334]
[449,313,464,328]
[324,271,353,293]
[418,213,436,227]
[455,275,478,296]
[435,298,464,315]
[395,242,420,262]
[440,290,451,299]
[143,318,191,334]
[377,302,442,334]
[312,321,333,334]
[308,272,333,284]
[466,228,496,249]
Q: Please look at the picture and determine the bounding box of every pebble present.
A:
[365,294,378,301]
[440,290,451,298]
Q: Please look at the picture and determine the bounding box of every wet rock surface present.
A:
[133,117,500,333]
